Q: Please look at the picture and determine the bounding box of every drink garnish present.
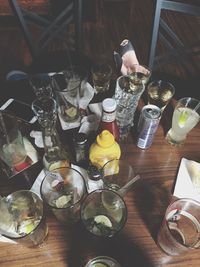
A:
[94,215,112,228]
[55,195,72,208]
[178,110,189,127]
[92,263,109,267]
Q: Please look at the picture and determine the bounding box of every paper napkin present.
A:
[173,157,200,202]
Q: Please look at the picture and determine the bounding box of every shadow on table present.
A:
[133,180,171,242]
[63,221,155,267]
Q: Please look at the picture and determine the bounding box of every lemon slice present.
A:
[55,195,72,208]
[178,110,189,127]
[94,215,112,228]
[65,106,77,118]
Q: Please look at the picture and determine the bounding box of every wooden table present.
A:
[0,80,200,267]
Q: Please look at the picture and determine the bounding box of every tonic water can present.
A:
[137,104,161,149]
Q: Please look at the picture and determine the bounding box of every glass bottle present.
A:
[42,124,70,171]
[32,96,70,171]
[99,98,120,142]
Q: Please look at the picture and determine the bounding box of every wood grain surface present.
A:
[0,94,200,267]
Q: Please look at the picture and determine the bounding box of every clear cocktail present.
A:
[166,98,200,145]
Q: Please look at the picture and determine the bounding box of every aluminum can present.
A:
[137,104,161,149]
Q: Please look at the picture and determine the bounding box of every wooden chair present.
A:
[9,0,83,64]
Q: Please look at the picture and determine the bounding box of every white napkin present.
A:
[173,158,200,202]
[78,102,102,135]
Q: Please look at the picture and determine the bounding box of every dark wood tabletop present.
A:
[0,80,200,267]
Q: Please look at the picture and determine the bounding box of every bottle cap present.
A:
[87,165,102,181]
[96,130,115,148]
[74,132,87,145]
[102,98,117,112]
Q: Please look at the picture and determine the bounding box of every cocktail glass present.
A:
[129,64,151,85]
[166,97,200,145]
[40,167,87,224]
[147,80,175,112]
[31,96,57,128]
[85,256,121,267]
[157,198,200,256]
[102,159,140,196]
[91,63,112,93]
[81,189,127,238]
[0,114,32,172]
[0,190,48,247]
[29,73,54,98]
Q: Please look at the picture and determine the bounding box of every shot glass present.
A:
[157,198,200,256]
[91,63,112,93]
[40,167,87,224]
[114,75,145,140]
[102,159,137,196]
[81,189,127,238]
[31,96,57,128]
[147,80,175,112]
[166,97,200,145]
[129,64,151,85]
[85,256,121,267]
[29,73,54,98]
[53,67,85,123]
[0,190,48,247]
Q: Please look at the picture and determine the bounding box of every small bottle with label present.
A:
[86,164,104,193]
[99,98,120,142]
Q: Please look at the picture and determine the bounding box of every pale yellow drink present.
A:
[166,107,200,145]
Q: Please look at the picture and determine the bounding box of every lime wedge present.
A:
[178,110,189,127]
[25,223,35,234]
[94,215,112,228]
[65,106,77,118]
[55,195,72,208]
[93,263,109,267]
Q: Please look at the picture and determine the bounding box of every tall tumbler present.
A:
[114,75,145,140]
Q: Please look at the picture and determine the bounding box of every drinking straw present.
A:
[118,174,141,197]
[194,100,200,113]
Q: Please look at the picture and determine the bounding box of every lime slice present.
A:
[65,106,77,118]
[93,263,109,267]
[55,195,72,208]
[49,160,69,171]
[178,110,189,127]
[25,222,35,234]
[94,215,112,228]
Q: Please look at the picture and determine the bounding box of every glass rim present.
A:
[40,166,87,210]
[177,97,200,104]
[147,80,175,93]
[164,197,200,249]
[85,256,121,267]
[91,63,112,75]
